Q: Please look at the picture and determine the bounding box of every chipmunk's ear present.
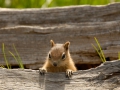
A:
[50,40,55,47]
[64,41,70,50]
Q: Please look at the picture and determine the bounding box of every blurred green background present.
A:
[0,0,120,8]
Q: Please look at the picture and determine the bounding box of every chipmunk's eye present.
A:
[49,53,51,59]
[62,53,66,60]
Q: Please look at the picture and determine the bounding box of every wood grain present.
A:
[0,60,120,90]
[0,3,120,69]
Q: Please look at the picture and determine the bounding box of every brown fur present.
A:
[40,40,77,73]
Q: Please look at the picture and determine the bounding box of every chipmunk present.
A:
[39,40,77,78]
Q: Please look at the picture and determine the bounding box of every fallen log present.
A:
[0,60,120,90]
[0,3,120,70]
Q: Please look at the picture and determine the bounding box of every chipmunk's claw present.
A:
[39,68,47,75]
[66,69,73,79]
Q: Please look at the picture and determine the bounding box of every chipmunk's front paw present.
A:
[39,68,47,75]
[66,69,73,79]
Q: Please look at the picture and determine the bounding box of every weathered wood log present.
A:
[0,3,120,69]
[0,60,120,90]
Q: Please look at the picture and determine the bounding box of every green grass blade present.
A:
[9,51,21,68]
[13,44,24,69]
[94,37,106,62]
[2,43,10,69]
[118,52,120,60]
[91,44,105,63]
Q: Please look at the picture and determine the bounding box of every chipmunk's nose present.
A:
[53,62,57,66]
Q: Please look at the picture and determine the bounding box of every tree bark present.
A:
[0,60,120,90]
[0,3,120,69]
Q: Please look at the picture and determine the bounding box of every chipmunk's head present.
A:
[48,40,70,67]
